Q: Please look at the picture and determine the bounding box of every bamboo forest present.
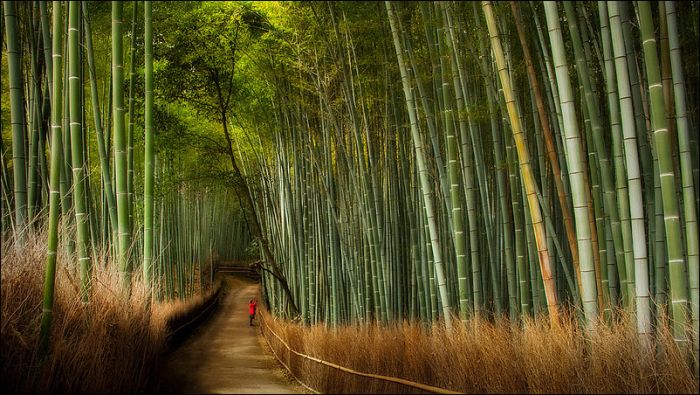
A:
[1,1,699,393]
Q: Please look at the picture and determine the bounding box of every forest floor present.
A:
[154,275,305,394]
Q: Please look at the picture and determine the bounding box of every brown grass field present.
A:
[2,230,698,394]
[260,306,699,394]
[0,229,217,393]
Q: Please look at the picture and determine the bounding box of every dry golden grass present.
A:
[1,229,218,393]
[260,307,699,394]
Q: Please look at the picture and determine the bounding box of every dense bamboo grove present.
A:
[2,0,699,387]
[248,0,699,370]
[1,1,252,356]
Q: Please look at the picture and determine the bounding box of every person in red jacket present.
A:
[248,298,257,326]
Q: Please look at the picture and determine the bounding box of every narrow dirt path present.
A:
[155,276,305,394]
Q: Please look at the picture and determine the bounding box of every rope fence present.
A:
[166,285,222,344]
[258,312,464,394]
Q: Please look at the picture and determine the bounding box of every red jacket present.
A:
[249,302,257,315]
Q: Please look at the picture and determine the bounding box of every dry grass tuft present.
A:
[1,230,218,393]
[260,307,698,394]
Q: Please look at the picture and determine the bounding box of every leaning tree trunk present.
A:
[220,110,300,316]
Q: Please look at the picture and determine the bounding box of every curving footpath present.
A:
[155,276,304,394]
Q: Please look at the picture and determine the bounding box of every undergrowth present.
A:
[1,229,218,393]
[260,306,699,394]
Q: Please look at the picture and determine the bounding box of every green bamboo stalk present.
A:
[126,0,137,231]
[482,0,559,322]
[27,12,41,224]
[531,3,569,192]
[599,1,634,309]
[39,0,63,357]
[83,2,118,258]
[544,1,598,326]
[620,4,654,220]
[436,3,468,321]
[563,1,622,315]
[113,1,131,290]
[638,0,689,350]
[143,0,154,288]
[609,2,648,316]
[486,73,518,319]
[40,1,53,106]
[61,9,73,236]
[511,1,583,302]
[386,0,453,329]
[68,1,91,301]
[665,0,699,365]
[4,1,28,241]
